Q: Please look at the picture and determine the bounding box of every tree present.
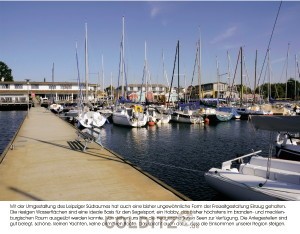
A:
[0,61,14,81]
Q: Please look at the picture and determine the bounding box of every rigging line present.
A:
[243,54,252,96]
[256,1,283,88]
[190,42,199,87]
[229,49,241,99]
[297,57,300,78]
[129,158,205,174]
[167,42,179,106]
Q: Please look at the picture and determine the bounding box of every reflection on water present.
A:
[100,121,272,201]
[0,111,27,155]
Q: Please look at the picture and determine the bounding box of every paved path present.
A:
[0,107,189,201]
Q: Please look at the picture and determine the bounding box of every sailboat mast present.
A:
[240,46,243,106]
[216,56,220,104]
[285,43,290,99]
[85,22,89,102]
[198,28,202,99]
[226,51,231,102]
[268,49,271,100]
[101,54,105,99]
[75,42,83,109]
[145,41,147,102]
[110,72,113,101]
[295,54,298,100]
[52,62,54,103]
[254,50,257,104]
[121,16,125,98]
[177,40,180,102]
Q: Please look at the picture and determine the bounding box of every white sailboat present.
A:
[113,105,147,127]
[49,63,64,113]
[76,22,107,129]
[205,115,300,201]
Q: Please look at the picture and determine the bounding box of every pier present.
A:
[0,107,188,201]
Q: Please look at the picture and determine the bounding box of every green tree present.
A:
[236,84,252,94]
[256,79,300,100]
[0,61,14,81]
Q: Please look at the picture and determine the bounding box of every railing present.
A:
[221,150,262,170]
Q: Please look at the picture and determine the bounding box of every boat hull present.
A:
[171,112,202,124]
[112,113,147,127]
[205,171,282,201]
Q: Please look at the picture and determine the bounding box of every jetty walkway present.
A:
[0,107,188,201]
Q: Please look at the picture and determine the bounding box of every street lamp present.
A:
[25,79,30,117]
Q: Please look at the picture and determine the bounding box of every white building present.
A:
[0,81,97,102]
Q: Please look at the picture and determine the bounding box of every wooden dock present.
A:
[0,107,189,201]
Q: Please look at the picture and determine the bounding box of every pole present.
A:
[85,22,89,102]
[285,43,290,99]
[177,40,180,103]
[240,47,243,106]
[25,79,30,118]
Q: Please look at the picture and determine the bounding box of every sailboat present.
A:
[168,41,203,124]
[201,57,233,122]
[49,63,64,114]
[76,23,107,129]
[205,115,300,200]
[112,17,147,128]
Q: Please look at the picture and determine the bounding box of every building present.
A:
[186,82,239,100]
[116,83,178,103]
[0,81,98,102]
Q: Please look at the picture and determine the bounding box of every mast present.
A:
[226,51,231,103]
[121,16,125,98]
[240,46,243,106]
[285,43,290,99]
[177,40,180,103]
[75,42,83,110]
[295,54,297,100]
[52,62,54,103]
[145,41,148,103]
[198,28,202,99]
[268,49,271,101]
[110,72,113,101]
[162,50,169,88]
[216,56,220,104]
[101,54,105,99]
[85,22,89,102]
[254,50,257,104]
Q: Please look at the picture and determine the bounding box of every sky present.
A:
[1,1,300,89]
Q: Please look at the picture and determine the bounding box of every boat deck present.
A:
[0,107,188,201]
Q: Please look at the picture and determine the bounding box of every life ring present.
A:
[134,105,143,113]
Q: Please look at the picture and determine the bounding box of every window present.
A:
[0,84,9,89]
[49,85,56,89]
[31,84,39,89]
[60,85,72,90]
[14,84,23,89]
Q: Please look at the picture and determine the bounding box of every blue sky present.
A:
[1,1,300,89]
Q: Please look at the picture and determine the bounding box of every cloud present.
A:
[150,6,161,18]
[271,57,286,64]
[210,26,237,44]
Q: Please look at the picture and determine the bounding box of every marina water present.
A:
[0,111,272,200]
[99,120,272,201]
[0,111,27,155]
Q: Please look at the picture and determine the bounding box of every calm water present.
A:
[99,120,272,201]
[0,111,27,155]
[0,111,273,200]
